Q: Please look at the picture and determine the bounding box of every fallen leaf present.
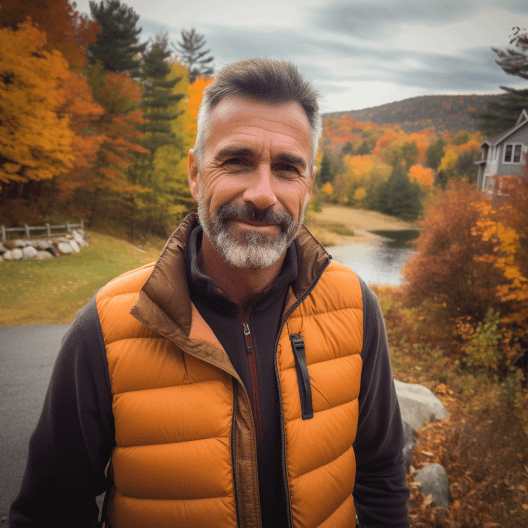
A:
[422,450,435,457]
[522,504,528,511]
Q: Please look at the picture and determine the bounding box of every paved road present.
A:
[0,325,70,522]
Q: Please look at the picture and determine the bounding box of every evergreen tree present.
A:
[318,150,336,185]
[173,28,214,83]
[88,0,147,75]
[492,26,528,80]
[379,162,422,220]
[425,138,446,171]
[477,86,528,137]
[138,34,184,155]
[478,28,528,136]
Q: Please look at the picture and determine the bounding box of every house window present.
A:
[503,143,524,163]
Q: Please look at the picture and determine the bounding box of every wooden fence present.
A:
[1,221,84,243]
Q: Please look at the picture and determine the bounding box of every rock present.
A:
[57,241,73,254]
[46,245,58,257]
[13,239,27,248]
[0,242,6,254]
[11,248,23,260]
[402,421,418,473]
[414,463,449,509]
[72,230,86,247]
[0,254,2,262]
[36,239,53,250]
[36,250,54,260]
[3,250,13,260]
[22,246,38,259]
[395,380,449,431]
[69,239,80,253]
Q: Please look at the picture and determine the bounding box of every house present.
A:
[475,109,528,193]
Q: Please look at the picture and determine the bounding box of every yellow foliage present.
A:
[0,21,74,187]
[353,187,367,206]
[438,149,458,173]
[321,182,334,197]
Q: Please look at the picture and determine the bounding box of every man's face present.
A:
[188,95,316,269]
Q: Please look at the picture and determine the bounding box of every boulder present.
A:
[13,239,27,248]
[46,245,58,257]
[395,380,449,431]
[3,250,13,260]
[0,242,7,254]
[0,254,2,262]
[69,239,80,253]
[402,421,418,473]
[72,230,86,247]
[11,248,23,261]
[414,463,449,509]
[36,240,53,250]
[22,246,38,259]
[36,250,54,260]
[57,241,73,255]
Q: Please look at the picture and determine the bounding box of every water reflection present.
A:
[328,243,416,286]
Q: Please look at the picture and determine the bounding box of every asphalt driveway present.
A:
[0,325,70,522]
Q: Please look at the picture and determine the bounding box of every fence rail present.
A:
[1,221,84,243]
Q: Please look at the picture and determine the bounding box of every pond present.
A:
[327,230,419,286]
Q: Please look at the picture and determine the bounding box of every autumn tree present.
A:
[79,62,148,226]
[88,0,147,75]
[402,182,503,331]
[0,0,99,72]
[0,21,74,222]
[173,28,214,84]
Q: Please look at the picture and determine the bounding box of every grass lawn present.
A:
[0,232,165,326]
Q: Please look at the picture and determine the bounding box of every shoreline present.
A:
[307,204,417,247]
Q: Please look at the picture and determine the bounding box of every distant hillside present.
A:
[324,94,502,134]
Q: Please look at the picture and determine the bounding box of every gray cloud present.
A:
[312,0,527,38]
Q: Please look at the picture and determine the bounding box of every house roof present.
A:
[480,109,528,148]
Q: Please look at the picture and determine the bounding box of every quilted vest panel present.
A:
[97,265,238,528]
[278,260,363,528]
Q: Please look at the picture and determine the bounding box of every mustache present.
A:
[216,204,293,229]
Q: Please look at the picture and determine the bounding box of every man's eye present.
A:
[225,158,245,166]
[277,163,298,173]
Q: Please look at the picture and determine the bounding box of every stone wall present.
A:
[0,230,88,262]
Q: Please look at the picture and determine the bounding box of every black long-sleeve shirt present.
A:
[10,225,409,527]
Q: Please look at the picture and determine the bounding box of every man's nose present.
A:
[243,165,277,210]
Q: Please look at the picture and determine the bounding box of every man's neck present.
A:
[198,234,286,309]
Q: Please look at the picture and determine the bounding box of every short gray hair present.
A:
[194,58,322,168]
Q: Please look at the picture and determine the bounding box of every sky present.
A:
[74,0,528,113]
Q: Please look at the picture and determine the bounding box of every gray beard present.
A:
[197,196,305,270]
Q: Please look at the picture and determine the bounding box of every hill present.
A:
[324,93,502,134]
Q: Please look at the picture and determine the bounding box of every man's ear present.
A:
[188,149,199,202]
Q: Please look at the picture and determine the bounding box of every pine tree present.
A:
[173,28,214,83]
[478,28,528,136]
[138,34,184,155]
[379,162,422,220]
[477,85,528,137]
[88,0,147,75]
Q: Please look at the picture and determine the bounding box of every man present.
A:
[10,58,409,527]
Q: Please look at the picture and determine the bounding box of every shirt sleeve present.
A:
[353,278,410,528]
[9,294,115,528]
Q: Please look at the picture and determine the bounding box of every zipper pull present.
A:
[243,323,250,336]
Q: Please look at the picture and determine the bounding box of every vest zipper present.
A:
[241,313,263,444]
[273,257,331,528]
[231,379,242,528]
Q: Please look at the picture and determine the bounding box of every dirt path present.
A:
[311,204,417,245]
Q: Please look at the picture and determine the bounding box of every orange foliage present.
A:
[402,182,503,323]
[0,0,99,71]
[409,164,434,190]
[0,21,73,187]
[185,75,215,137]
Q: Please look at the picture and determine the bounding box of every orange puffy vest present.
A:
[96,215,363,528]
